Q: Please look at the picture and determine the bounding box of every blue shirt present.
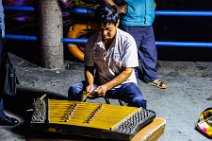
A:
[0,0,4,37]
[120,0,155,26]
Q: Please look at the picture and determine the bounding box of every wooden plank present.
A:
[130,118,166,141]
[28,118,165,141]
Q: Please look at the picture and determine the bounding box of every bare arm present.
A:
[95,67,133,96]
[103,0,116,5]
[103,0,127,14]
[154,0,157,9]
[84,66,95,93]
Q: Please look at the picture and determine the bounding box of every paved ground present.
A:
[0,53,212,141]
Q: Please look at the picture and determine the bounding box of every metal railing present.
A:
[4,6,212,48]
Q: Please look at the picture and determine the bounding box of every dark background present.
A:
[3,0,212,64]
[155,0,212,61]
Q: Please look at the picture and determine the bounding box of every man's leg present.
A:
[106,83,146,108]
[120,25,157,82]
[0,29,3,66]
[122,26,167,88]
[68,81,87,101]
[0,29,4,118]
[141,26,168,88]
[0,27,19,126]
[139,26,158,82]
[68,81,99,101]
[0,98,5,118]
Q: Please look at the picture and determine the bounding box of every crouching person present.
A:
[68,4,146,108]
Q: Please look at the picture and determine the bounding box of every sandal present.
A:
[148,79,168,89]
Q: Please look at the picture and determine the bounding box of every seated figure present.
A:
[68,4,146,108]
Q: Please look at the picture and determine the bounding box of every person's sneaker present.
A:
[0,115,19,126]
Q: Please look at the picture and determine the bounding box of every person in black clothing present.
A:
[0,1,19,126]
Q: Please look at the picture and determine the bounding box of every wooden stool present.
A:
[104,97,127,106]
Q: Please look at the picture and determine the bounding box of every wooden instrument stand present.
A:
[27,118,165,141]
[131,118,166,141]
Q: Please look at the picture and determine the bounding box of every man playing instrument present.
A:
[68,4,146,108]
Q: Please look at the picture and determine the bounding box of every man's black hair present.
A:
[95,4,120,25]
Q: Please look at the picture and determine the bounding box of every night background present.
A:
[3,0,212,65]
[155,0,212,61]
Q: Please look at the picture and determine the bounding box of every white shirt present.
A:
[85,28,139,86]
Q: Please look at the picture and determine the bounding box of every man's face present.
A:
[100,23,119,41]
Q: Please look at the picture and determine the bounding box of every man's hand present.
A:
[86,85,94,93]
[103,0,127,14]
[94,85,109,97]
[103,0,116,5]
[118,4,127,14]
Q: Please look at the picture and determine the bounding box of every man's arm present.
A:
[103,0,116,5]
[103,0,127,14]
[95,67,133,96]
[84,65,95,93]
[154,0,157,9]
[105,67,133,89]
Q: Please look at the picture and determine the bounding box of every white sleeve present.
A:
[122,36,139,67]
[84,34,97,67]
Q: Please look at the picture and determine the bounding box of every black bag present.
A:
[2,53,19,96]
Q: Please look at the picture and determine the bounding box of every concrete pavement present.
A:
[0,53,212,141]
